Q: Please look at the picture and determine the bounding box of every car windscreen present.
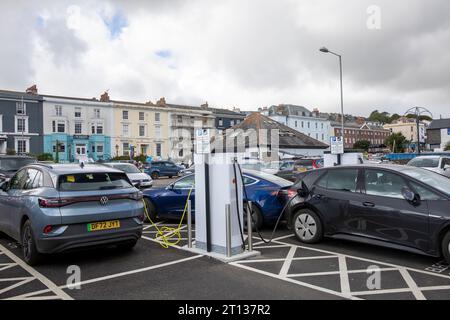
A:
[58,172,133,191]
[111,164,141,173]
[0,158,36,171]
[401,168,450,196]
[408,157,439,168]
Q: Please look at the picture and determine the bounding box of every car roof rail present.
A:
[33,163,54,169]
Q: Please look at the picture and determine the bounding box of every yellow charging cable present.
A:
[142,186,194,248]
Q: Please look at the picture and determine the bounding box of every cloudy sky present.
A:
[1,0,449,117]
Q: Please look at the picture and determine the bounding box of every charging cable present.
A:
[142,186,194,248]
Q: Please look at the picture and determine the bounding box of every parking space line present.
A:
[0,278,34,295]
[279,246,296,277]
[0,263,17,272]
[230,260,359,300]
[6,254,204,300]
[287,267,398,278]
[338,256,351,295]
[399,268,426,300]
[0,276,34,282]
[0,243,72,300]
[238,255,336,264]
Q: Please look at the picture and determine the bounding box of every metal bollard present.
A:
[187,200,192,248]
[247,201,253,252]
[226,204,232,257]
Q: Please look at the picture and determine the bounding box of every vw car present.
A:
[144,161,184,179]
[283,164,450,263]
[143,169,292,229]
[0,163,144,265]
[407,155,450,177]
[103,162,153,188]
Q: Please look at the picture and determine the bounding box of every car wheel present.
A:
[144,198,158,222]
[21,220,43,266]
[168,176,173,179]
[151,172,159,180]
[293,209,323,244]
[117,240,138,251]
[244,204,263,231]
[442,231,450,264]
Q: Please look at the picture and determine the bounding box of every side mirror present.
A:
[297,181,310,198]
[402,187,420,205]
[135,182,142,189]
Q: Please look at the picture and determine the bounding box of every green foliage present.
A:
[6,149,16,155]
[445,142,450,151]
[368,110,391,124]
[353,140,371,151]
[405,114,432,121]
[385,132,408,153]
[37,153,54,161]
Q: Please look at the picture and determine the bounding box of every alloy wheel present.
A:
[294,213,317,241]
[22,226,32,260]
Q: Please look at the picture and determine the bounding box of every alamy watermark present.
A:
[367,5,381,30]
[66,265,81,290]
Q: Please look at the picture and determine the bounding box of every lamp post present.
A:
[320,47,345,156]
[404,107,433,154]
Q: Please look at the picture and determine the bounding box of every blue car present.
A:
[143,169,292,228]
[144,161,184,180]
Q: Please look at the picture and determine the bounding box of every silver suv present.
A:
[0,163,144,265]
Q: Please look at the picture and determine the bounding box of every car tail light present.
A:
[43,225,53,234]
[278,189,298,199]
[38,198,65,208]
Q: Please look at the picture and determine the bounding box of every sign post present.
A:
[330,136,344,165]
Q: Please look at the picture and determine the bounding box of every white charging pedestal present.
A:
[185,153,260,262]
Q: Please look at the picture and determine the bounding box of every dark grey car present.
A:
[0,163,144,265]
[282,164,450,264]
[0,155,36,181]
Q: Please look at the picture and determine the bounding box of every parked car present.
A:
[0,155,36,181]
[143,169,292,229]
[274,158,323,182]
[282,164,450,263]
[0,163,144,265]
[406,155,450,177]
[144,161,184,179]
[102,162,153,188]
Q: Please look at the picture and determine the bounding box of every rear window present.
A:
[58,172,133,191]
[408,157,439,168]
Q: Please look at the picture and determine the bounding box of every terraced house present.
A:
[0,86,44,155]
[42,92,114,162]
[111,96,170,159]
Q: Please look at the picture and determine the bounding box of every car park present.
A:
[282,164,450,264]
[144,161,184,180]
[143,169,292,229]
[102,162,153,188]
[407,155,450,177]
[0,163,144,265]
[0,155,36,181]
[268,158,323,182]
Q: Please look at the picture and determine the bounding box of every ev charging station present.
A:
[185,129,260,262]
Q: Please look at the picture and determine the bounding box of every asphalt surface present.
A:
[0,175,449,300]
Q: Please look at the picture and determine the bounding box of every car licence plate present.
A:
[87,220,120,232]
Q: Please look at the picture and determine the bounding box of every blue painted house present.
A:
[42,93,114,162]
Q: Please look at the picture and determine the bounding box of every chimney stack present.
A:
[100,91,110,102]
[26,85,38,95]
[156,97,166,106]
[200,101,209,109]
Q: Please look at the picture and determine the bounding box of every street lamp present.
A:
[404,107,433,154]
[320,47,345,155]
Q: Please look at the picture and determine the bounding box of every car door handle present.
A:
[363,202,375,208]
[313,194,324,200]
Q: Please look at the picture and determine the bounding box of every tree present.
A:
[353,140,371,151]
[368,110,390,124]
[445,142,450,151]
[405,114,432,122]
[385,132,408,153]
